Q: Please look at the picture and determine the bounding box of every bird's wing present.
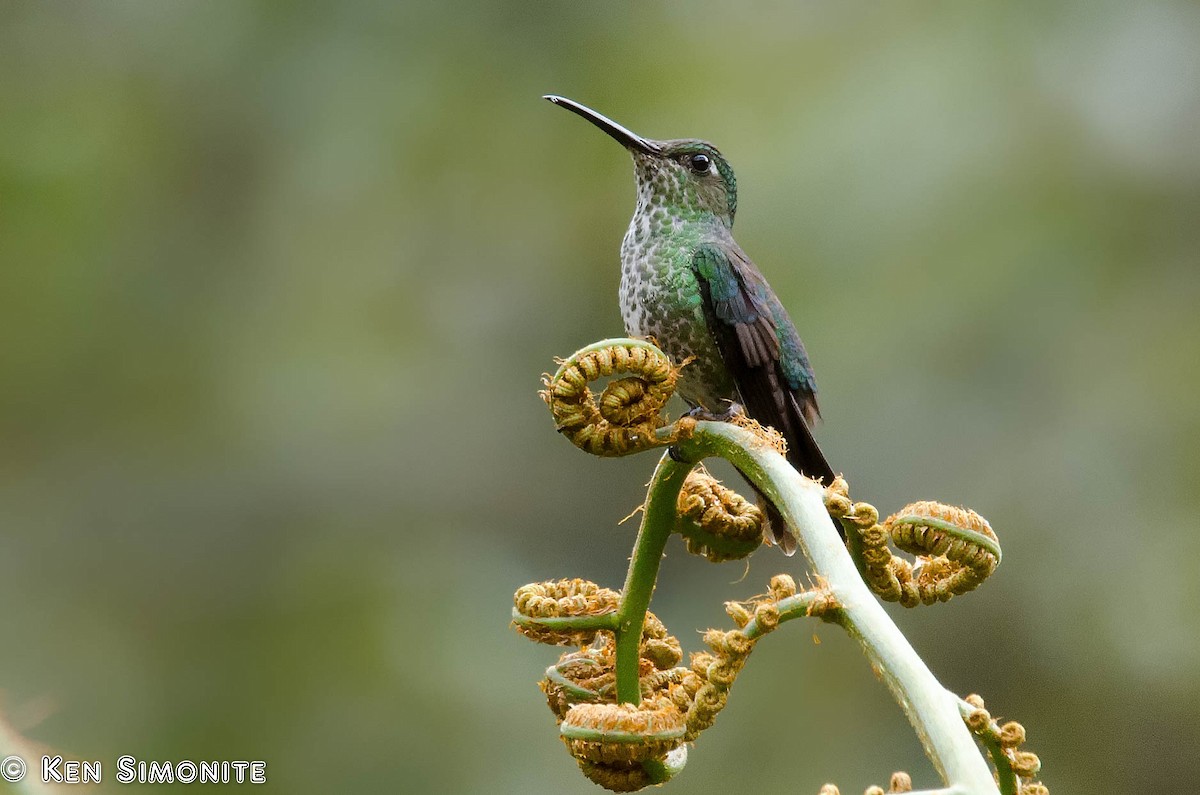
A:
[691,240,835,484]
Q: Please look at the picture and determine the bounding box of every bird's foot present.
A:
[684,402,745,424]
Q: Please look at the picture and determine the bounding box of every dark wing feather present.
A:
[692,242,837,552]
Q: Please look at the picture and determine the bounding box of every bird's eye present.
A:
[688,153,711,174]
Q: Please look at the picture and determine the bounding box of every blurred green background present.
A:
[1,1,1198,792]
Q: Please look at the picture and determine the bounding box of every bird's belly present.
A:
[675,355,738,411]
[619,258,737,411]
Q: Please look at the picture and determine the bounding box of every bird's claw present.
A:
[684,402,745,423]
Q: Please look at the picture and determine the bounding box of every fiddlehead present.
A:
[826,480,1001,607]
[676,466,765,562]
[514,339,1046,794]
[540,338,694,457]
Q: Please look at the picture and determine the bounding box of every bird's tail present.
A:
[741,394,838,556]
[785,394,835,478]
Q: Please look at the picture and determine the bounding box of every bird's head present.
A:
[545,95,738,228]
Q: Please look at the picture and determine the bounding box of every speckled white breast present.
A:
[618,205,737,410]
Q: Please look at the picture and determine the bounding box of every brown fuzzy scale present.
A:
[541,643,618,721]
[562,697,685,767]
[999,721,1027,748]
[753,602,780,630]
[513,579,620,618]
[724,601,752,627]
[666,575,810,743]
[538,616,687,731]
[675,582,800,741]
[729,413,788,457]
[512,579,620,646]
[575,761,653,793]
[966,707,993,734]
[599,377,661,425]
[824,481,1002,603]
[886,502,998,602]
[639,611,670,642]
[836,494,1000,606]
[637,667,688,698]
[640,635,682,671]
[961,694,1048,792]
[543,672,610,721]
[769,573,797,600]
[541,342,685,457]
[1011,751,1041,778]
[676,468,766,562]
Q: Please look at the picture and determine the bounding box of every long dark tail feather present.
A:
[738,394,840,555]
[777,395,842,549]
[725,465,797,555]
[784,393,836,485]
[761,497,798,555]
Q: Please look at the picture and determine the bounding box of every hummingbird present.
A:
[545,95,837,553]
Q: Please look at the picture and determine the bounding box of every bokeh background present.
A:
[1,2,1198,793]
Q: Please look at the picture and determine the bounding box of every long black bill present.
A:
[543,95,660,154]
